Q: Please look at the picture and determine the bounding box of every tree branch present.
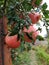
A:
[3,0,8,13]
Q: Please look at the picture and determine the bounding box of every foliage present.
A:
[35,46,49,65]
[0,0,49,64]
[11,42,31,65]
[0,0,49,37]
[11,49,31,65]
[45,38,49,54]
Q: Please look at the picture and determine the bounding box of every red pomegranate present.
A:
[28,12,41,24]
[5,34,20,48]
[23,25,39,42]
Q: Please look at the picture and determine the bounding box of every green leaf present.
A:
[45,10,49,14]
[46,20,49,22]
[36,35,44,41]
[44,14,49,18]
[35,0,42,6]
[22,0,32,11]
[42,3,48,10]
[43,10,49,18]
[38,27,42,32]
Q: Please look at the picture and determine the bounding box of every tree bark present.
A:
[0,16,12,65]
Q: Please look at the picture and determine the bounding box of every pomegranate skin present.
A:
[5,35,20,48]
[23,25,39,42]
[28,13,41,24]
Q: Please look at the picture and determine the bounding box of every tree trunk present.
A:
[0,16,12,65]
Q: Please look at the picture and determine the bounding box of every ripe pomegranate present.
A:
[5,34,20,48]
[23,25,39,42]
[28,12,41,24]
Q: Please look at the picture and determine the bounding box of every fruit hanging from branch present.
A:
[28,12,41,24]
[5,34,21,48]
[2,0,48,48]
[23,25,39,42]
